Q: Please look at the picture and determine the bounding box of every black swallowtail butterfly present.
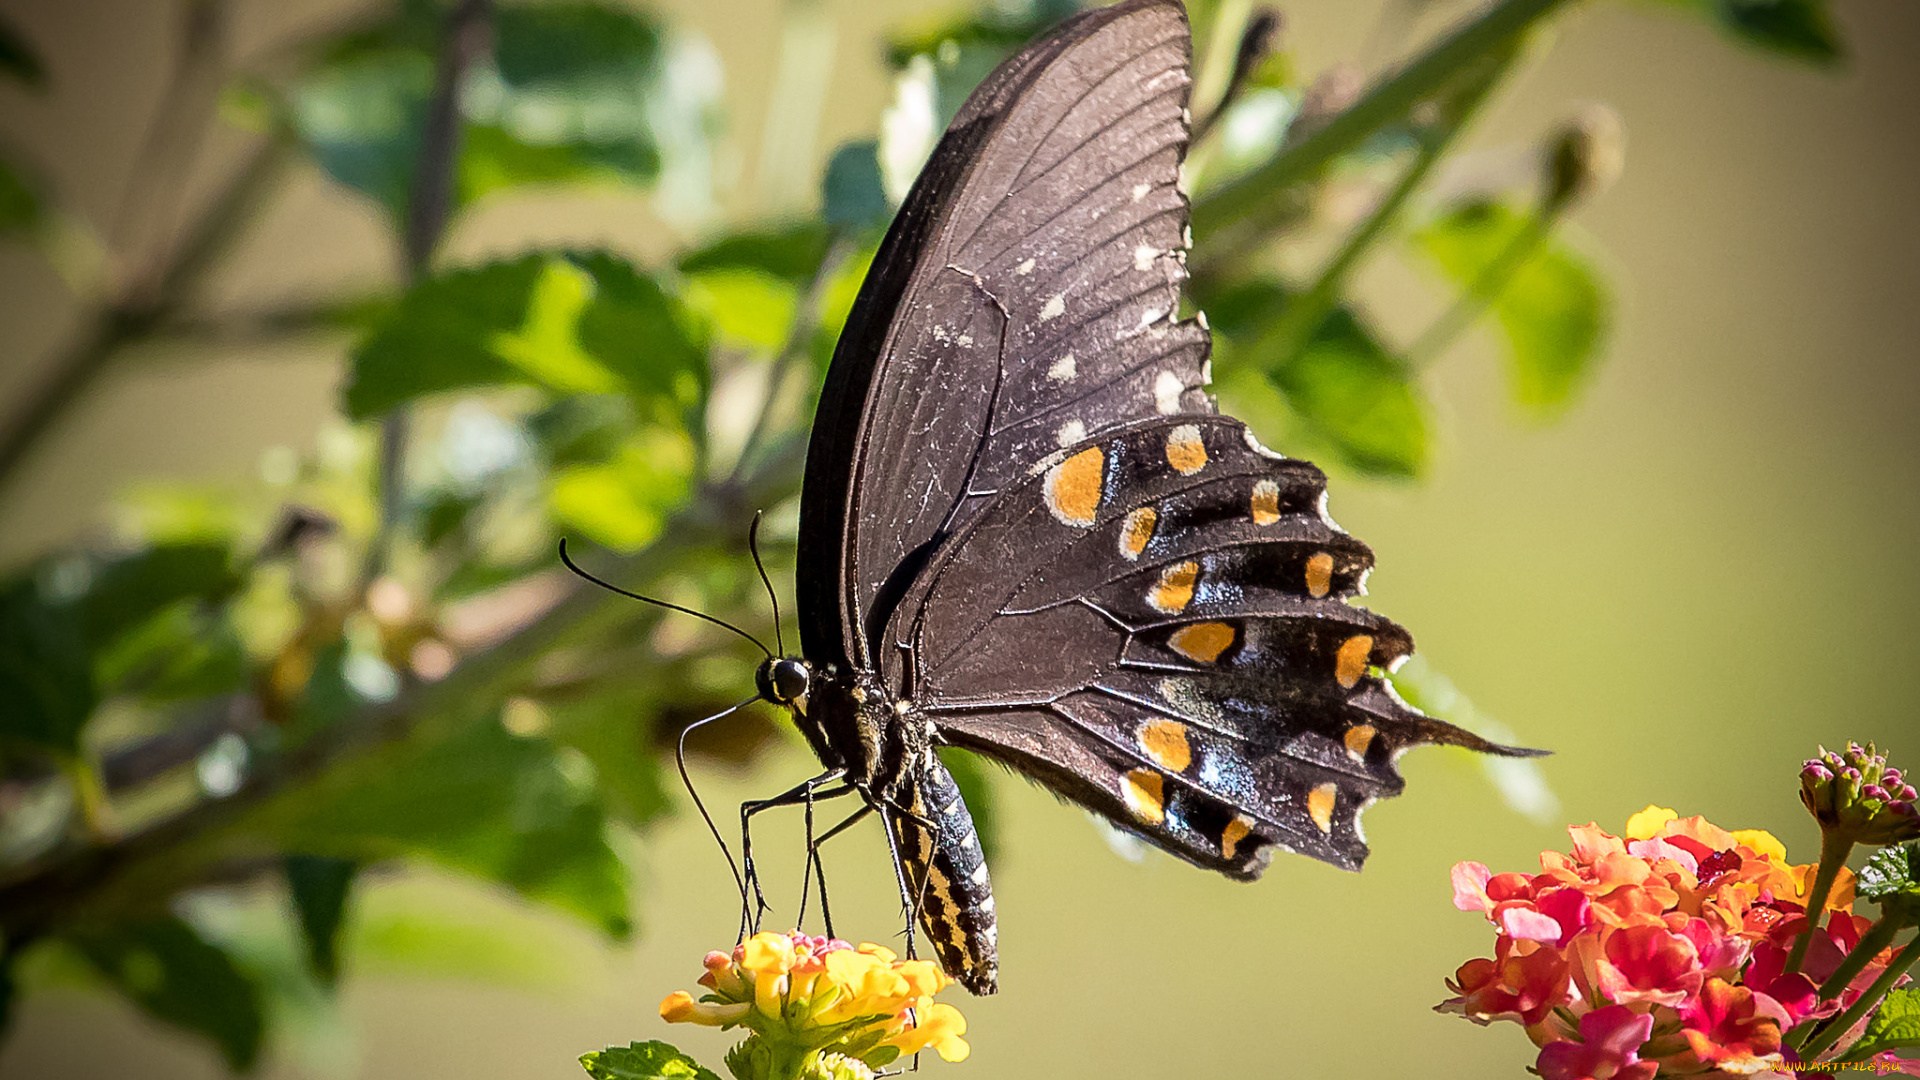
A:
[740,0,1538,995]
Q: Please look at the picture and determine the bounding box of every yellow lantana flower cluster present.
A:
[659,931,968,1080]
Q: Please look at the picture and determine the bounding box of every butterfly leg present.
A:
[796,803,872,938]
[876,804,922,961]
[738,769,849,937]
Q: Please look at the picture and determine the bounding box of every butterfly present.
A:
[735,0,1539,995]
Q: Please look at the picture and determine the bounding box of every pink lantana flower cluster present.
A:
[1439,806,1912,1078]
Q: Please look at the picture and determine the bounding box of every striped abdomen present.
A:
[891,754,999,994]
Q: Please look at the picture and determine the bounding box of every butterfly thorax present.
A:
[759,656,1001,993]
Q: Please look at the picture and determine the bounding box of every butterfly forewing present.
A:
[797,0,1207,679]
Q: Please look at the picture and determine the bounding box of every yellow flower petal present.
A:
[1730,829,1787,864]
[742,932,796,976]
[888,1002,969,1061]
[660,990,696,1022]
[856,943,897,964]
[659,991,750,1027]
[1624,805,1677,840]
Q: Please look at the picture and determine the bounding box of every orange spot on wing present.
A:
[1165,424,1207,475]
[1168,621,1234,663]
[1344,724,1377,762]
[1251,479,1281,525]
[1044,446,1105,527]
[1305,552,1334,598]
[1123,769,1165,825]
[1221,815,1252,859]
[1148,561,1199,614]
[1308,783,1338,834]
[1335,634,1372,689]
[1119,507,1157,560]
[1139,720,1191,772]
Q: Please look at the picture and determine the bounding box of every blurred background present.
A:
[0,0,1915,1077]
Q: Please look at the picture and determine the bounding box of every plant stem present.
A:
[1251,46,1513,368]
[1191,0,1571,243]
[63,754,117,842]
[1801,930,1920,1062]
[1405,206,1555,368]
[1787,830,1854,975]
[727,234,853,489]
[363,0,493,587]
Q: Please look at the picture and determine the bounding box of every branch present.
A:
[0,132,295,491]
[1190,0,1572,248]
[366,0,493,585]
[0,416,807,941]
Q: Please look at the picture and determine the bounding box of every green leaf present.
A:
[938,748,999,864]
[678,223,832,283]
[1415,200,1609,416]
[526,394,636,468]
[344,252,703,418]
[1654,0,1842,65]
[1856,842,1920,902]
[93,602,248,701]
[581,1041,721,1080]
[285,855,357,985]
[822,140,889,232]
[0,574,96,757]
[262,715,632,938]
[682,268,798,351]
[1849,987,1920,1061]
[67,917,267,1071]
[344,256,537,416]
[78,542,237,648]
[548,426,696,553]
[0,152,43,237]
[291,3,663,221]
[542,693,670,829]
[291,46,436,218]
[493,3,660,87]
[569,251,707,407]
[459,123,660,205]
[1273,307,1429,478]
[0,15,47,88]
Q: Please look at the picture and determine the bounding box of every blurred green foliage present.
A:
[0,0,1842,1070]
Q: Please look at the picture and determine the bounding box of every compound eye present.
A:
[771,659,810,702]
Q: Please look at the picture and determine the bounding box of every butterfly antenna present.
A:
[559,539,773,658]
[677,695,760,923]
[746,511,785,656]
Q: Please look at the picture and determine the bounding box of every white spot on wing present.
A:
[1153,370,1183,415]
[1134,245,1157,272]
[1241,426,1287,460]
[1040,294,1066,321]
[1056,419,1086,446]
[1015,257,1036,276]
[1131,182,1151,202]
[1047,354,1077,382]
[957,334,973,346]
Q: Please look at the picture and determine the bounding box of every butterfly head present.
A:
[755,656,812,710]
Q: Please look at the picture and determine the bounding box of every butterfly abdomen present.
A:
[891,753,999,995]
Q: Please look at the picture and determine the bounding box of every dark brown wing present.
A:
[908,417,1535,873]
[795,0,1210,688]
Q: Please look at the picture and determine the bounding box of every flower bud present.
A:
[1542,104,1624,213]
[1801,743,1920,845]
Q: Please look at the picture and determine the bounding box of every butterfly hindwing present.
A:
[907,417,1516,872]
